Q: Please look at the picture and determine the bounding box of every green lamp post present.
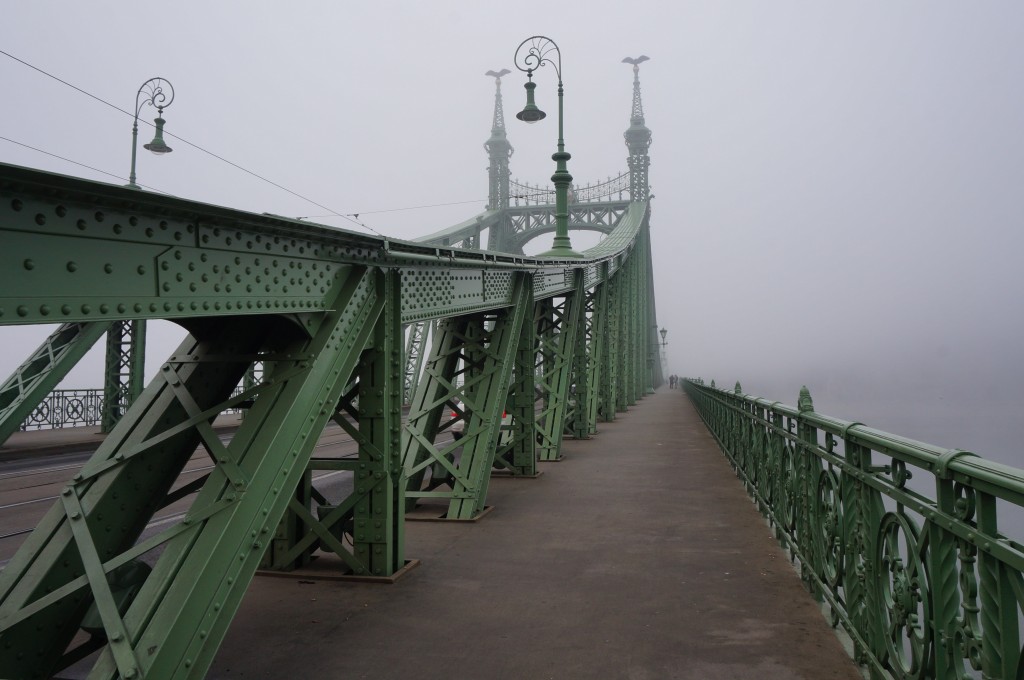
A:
[514,36,582,258]
[127,77,174,189]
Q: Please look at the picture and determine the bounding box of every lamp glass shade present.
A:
[516,79,546,124]
[144,116,173,155]
[516,106,546,123]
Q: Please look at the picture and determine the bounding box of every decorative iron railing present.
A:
[510,171,631,206]
[21,389,105,430]
[22,368,263,430]
[684,378,1024,680]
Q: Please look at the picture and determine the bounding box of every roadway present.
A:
[1,391,862,679]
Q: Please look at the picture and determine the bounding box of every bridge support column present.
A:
[502,282,538,476]
[262,269,405,578]
[567,279,592,439]
[402,274,529,519]
[534,271,585,461]
[101,319,146,433]
[593,267,615,424]
[614,260,632,412]
[0,266,389,680]
[604,269,623,417]
[569,284,598,438]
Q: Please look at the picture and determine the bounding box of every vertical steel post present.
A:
[102,319,147,433]
[584,282,604,434]
[505,279,538,476]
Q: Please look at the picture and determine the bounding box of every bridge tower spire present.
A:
[484,69,514,211]
[622,56,652,201]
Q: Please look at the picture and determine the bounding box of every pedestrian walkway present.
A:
[208,389,862,680]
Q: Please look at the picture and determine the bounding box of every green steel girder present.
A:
[0,320,111,443]
[402,320,432,405]
[414,202,630,255]
[582,281,604,435]
[613,262,631,413]
[262,269,404,576]
[0,265,385,679]
[0,162,661,678]
[500,282,538,477]
[102,319,147,433]
[534,271,586,461]
[505,201,631,253]
[565,280,601,439]
[625,245,641,406]
[401,273,530,519]
[599,271,620,421]
[1,164,646,331]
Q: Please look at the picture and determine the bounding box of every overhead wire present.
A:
[0,48,433,238]
[296,197,486,220]
[0,135,168,194]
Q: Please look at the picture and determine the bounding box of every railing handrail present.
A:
[684,377,1024,679]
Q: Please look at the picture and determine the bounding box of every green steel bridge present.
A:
[2,60,1023,680]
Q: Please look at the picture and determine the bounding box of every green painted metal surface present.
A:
[101,319,146,433]
[401,273,530,518]
[0,54,659,678]
[685,379,1024,680]
[0,321,111,442]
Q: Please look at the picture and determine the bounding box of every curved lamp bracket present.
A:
[514,36,563,84]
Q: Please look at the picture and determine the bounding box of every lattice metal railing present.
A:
[23,364,265,429]
[685,378,1024,680]
[510,171,631,206]
[21,389,105,430]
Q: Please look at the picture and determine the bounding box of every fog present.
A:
[2,2,1022,463]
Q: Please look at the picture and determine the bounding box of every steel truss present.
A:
[402,273,530,519]
[534,273,586,460]
[0,163,657,679]
[414,200,630,255]
[101,319,147,433]
[402,320,432,405]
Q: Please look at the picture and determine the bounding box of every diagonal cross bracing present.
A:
[0,163,657,679]
[401,274,530,519]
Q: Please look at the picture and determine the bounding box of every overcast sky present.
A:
[3,1,1023,460]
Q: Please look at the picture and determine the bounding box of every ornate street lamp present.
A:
[514,36,582,258]
[660,327,668,346]
[127,77,175,189]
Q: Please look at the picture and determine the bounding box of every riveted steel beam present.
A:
[262,269,404,577]
[402,274,529,519]
[499,281,538,477]
[586,266,609,430]
[101,319,147,433]
[534,270,585,461]
[0,163,661,677]
[0,265,383,679]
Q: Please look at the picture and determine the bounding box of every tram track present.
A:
[0,420,435,567]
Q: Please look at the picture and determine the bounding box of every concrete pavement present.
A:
[209,389,862,680]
